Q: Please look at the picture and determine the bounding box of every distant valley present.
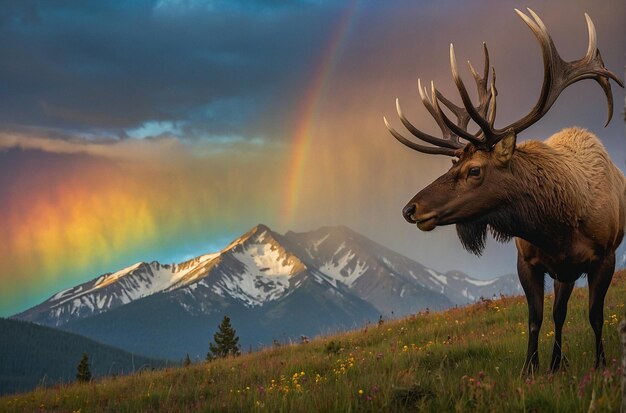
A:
[0,318,165,396]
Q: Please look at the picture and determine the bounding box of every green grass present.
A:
[2,271,624,412]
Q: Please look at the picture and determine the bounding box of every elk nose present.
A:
[402,203,417,223]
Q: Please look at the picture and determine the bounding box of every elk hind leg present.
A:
[588,253,615,368]
[517,254,545,373]
[550,280,574,372]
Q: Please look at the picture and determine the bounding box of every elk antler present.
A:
[508,9,623,134]
[386,9,624,156]
[384,43,496,156]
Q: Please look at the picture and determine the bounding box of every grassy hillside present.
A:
[1,271,624,412]
[0,318,168,396]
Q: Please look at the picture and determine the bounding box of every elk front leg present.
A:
[550,280,574,372]
[517,253,545,373]
[588,253,615,368]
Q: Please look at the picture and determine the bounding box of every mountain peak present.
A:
[285,225,357,240]
[225,224,275,250]
[242,223,274,240]
[325,225,357,237]
[251,223,271,233]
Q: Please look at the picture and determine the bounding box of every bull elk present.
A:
[384,9,624,372]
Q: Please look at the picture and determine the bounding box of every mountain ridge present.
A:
[13,224,523,359]
[14,224,523,325]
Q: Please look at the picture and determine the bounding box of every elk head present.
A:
[384,9,623,253]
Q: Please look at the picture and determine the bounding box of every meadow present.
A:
[1,271,624,412]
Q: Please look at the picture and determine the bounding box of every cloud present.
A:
[0,127,279,162]
[152,0,321,14]
[0,0,341,143]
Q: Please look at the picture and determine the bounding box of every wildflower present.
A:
[607,314,619,326]
[601,368,616,383]
[578,371,593,396]
[358,389,364,395]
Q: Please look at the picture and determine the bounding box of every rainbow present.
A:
[282,0,359,227]
[0,148,279,316]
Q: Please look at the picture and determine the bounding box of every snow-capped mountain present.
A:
[15,257,218,326]
[15,225,301,326]
[439,270,522,303]
[13,224,522,359]
[198,225,305,306]
[284,226,520,311]
[16,224,519,328]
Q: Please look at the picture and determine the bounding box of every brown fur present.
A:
[404,126,625,372]
[496,127,625,266]
[516,127,625,241]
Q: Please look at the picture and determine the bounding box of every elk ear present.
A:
[493,131,516,165]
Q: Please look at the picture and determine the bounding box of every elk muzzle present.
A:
[402,202,438,231]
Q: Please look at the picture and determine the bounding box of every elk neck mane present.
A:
[456,127,624,256]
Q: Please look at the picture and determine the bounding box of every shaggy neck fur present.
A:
[457,137,589,256]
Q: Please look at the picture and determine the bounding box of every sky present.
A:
[0,0,624,316]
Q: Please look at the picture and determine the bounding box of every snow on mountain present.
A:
[14,225,306,326]
[190,225,307,307]
[283,226,520,311]
[441,270,522,303]
[14,224,522,329]
[282,226,453,314]
[14,256,220,327]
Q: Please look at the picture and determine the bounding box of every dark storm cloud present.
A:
[0,0,339,141]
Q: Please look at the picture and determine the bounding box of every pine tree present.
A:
[76,352,92,383]
[207,315,241,360]
[183,353,192,367]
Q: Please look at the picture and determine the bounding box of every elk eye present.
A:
[468,167,481,177]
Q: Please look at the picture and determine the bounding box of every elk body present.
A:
[385,9,624,372]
